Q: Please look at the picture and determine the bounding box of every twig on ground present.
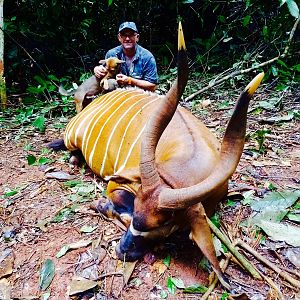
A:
[95,271,123,281]
[207,217,262,280]
[184,16,300,102]
[236,239,300,288]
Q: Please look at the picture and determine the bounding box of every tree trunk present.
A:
[0,0,7,109]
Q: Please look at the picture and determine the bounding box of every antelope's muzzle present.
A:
[116,227,152,261]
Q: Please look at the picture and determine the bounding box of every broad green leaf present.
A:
[262,25,268,37]
[108,0,113,6]
[257,100,276,110]
[286,213,300,222]
[221,292,230,300]
[41,292,50,300]
[170,277,185,289]
[33,116,46,132]
[277,59,288,68]
[163,254,171,267]
[210,214,220,228]
[250,190,300,224]
[286,0,299,18]
[242,15,251,26]
[47,74,59,81]
[219,15,226,23]
[3,190,18,198]
[293,64,300,72]
[64,180,83,188]
[242,190,255,205]
[34,75,46,86]
[225,199,236,207]
[259,220,300,247]
[251,190,300,212]
[160,290,168,299]
[39,259,55,291]
[183,284,208,293]
[76,184,94,195]
[27,154,36,165]
[38,157,52,165]
[198,257,210,271]
[167,277,177,294]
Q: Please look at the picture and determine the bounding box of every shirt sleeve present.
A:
[143,56,159,84]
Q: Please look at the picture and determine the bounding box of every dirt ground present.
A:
[0,87,299,300]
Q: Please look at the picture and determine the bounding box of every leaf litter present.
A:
[0,88,299,299]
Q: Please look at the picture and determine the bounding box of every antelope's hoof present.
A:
[90,198,116,219]
[69,155,80,166]
[212,268,231,290]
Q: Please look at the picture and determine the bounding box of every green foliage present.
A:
[166,277,185,294]
[163,254,171,267]
[183,284,208,294]
[39,259,55,291]
[250,129,271,154]
[5,0,299,103]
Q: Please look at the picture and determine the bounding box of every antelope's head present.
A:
[99,57,124,77]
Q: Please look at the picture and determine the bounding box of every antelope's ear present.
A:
[187,204,230,290]
[116,58,125,64]
[99,59,106,65]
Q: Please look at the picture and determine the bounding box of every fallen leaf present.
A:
[251,190,300,211]
[41,292,51,300]
[200,99,211,108]
[0,249,14,279]
[80,225,97,233]
[56,239,92,258]
[284,248,300,268]
[45,171,76,181]
[39,259,55,291]
[153,260,168,275]
[259,220,300,247]
[36,219,48,232]
[0,278,11,300]
[122,261,137,285]
[68,278,98,296]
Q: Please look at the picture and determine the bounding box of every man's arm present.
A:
[116,74,156,91]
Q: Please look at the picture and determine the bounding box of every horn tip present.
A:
[178,21,186,51]
[245,72,265,97]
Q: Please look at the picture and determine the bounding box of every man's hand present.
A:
[116,74,130,85]
[94,65,107,78]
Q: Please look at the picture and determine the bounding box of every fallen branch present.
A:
[206,217,262,280]
[184,16,300,102]
[236,239,300,288]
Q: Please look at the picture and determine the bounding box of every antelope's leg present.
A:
[187,203,230,290]
[92,182,135,228]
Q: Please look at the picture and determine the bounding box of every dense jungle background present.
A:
[0,0,300,299]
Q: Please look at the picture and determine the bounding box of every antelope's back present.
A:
[64,88,220,187]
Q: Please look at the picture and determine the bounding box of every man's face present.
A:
[118,29,139,51]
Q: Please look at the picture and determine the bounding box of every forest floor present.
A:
[0,83,300,300]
